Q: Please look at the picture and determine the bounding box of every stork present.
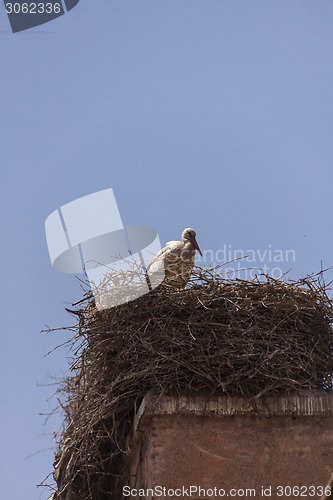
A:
[148,228,202,288]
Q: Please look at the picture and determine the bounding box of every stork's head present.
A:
[182,228,202,256]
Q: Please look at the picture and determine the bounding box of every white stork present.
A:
[148,228,202,287]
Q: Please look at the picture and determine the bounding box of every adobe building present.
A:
[125,391,333,499]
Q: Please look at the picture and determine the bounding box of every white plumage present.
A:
[148,228,202,287]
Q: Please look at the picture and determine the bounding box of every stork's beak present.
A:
[190,236,202,257]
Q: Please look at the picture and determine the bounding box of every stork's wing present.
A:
[147,241,182,273]
[147,240,195,288]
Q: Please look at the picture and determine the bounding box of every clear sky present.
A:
[1,1,333,498]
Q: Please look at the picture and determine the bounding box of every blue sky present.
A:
[1,1,333,498]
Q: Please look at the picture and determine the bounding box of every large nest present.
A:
[48,268,333,499]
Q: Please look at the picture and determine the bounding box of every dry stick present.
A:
[321,473,333,500]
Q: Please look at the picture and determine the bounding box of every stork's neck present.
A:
[183,239,196,252]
